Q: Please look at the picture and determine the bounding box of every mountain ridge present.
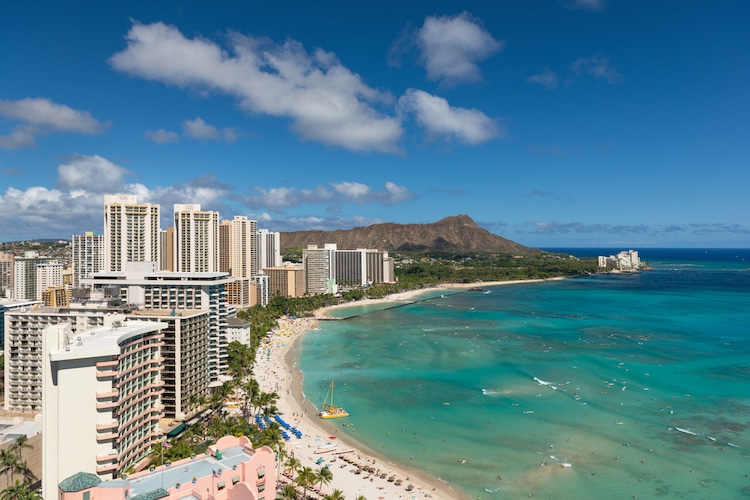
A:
[280,215,538,254]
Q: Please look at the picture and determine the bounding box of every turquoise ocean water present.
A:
[299,249,750,499]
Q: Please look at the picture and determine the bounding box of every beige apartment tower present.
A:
[174,204,219,273]
[103,195,160,272]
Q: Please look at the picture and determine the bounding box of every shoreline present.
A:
[252,279,564,499]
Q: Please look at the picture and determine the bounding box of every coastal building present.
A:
[227,216,258,279]
[219,219,231,273]
[174,204,220,273]
[72,232,105,288]
[226,276,252,307]
[334,248,392,288]
[84,269,232,383]
[159,227,175,272]
[0,299,40,350]
[127,309,210,420]
[226,316,250,346]
[257,228,281,269]
[103,195,161,272]
[13,252,55,300]
[35,261,64,300]
[55,435,276,500]
[302,244,337,295]
[253,273,269,306]
[42,286,70,307]
[0,252,13,297]
[264,264,305,298]
[598,250,641,270]
[42,317,167,495]
[4,298,137,412]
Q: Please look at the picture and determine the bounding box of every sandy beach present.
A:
[252,280,560,499]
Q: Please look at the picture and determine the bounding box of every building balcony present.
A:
[96,370,117,379]
[96,400,119,410]
[96,420,118,431]
[96,389,118,399]
[96,432,119,442]
[95,463,118,474]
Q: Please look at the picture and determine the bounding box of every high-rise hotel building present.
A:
[103,195,160,272]
[13,252,56,301]
[257,229,281,270]
[174,204,219,273]
[42,316,166,495]
[72,232,105,288]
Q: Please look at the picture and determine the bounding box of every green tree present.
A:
[323,489,345,500]
[295,466,316,499]
[279,483,298,500]
[316,465,333,493]
[0,480,41,500]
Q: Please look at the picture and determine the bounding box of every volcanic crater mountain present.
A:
[280,215,538,254]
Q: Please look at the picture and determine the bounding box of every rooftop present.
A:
[48,319,166,361]
[124,445,253,497]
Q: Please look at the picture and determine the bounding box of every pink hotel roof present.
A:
[58,436,276,500]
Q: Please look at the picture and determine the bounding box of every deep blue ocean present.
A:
[300,249,750,499]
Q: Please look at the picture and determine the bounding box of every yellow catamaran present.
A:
[319,380,349,419]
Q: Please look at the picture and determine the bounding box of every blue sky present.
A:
[1,1,748,247]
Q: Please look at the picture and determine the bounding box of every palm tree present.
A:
[316,465,333,493]
[323,489,345,500]
[0,480,41,500]
[284,456,300,476]
[0,449,21,485]
[295,466,316,499]
[354,496,367,500]
[279,484,298,500]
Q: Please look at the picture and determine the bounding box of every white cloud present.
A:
[527,68,559,89]
[109,22,402,153]
[330,181,371,200]
[57,154,132,193]
[0,155,234,239]
[571,54,621,83]
[183,117,221,141]
[562,0,608,12]
[241,181,415,212]
[0,97,108,149]
[182,117,237,142]
[416,12,503,86]
[144,129,179,144]
[398,89,502,145]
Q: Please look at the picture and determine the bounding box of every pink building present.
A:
[57,436,276,500]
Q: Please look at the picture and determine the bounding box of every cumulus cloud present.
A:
[0,151,415,239]
[0,155,235,239]
[416,12,503,86]
[562,0,608,11]
[527,68,559,89]
[183,117,237,142]
[109,22,402,153]
[241,181,415,212]
[398,89,501,145]
[571,54,621,83]
[57,154,132,193]
[144,129,179,144]
[260,214,385,232]
[0,97,108,149]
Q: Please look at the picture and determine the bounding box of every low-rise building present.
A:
[56,435,276,500]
